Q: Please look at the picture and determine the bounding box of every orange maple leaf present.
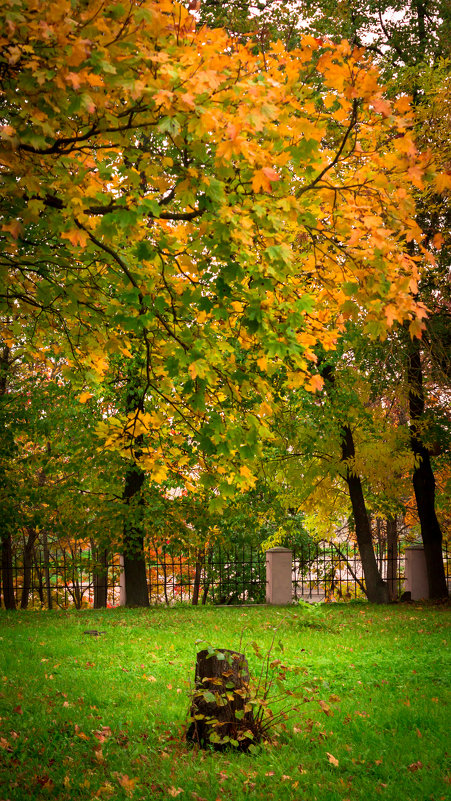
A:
[116,774,138,794]
[326,752,339,766]
[61,228,89,248]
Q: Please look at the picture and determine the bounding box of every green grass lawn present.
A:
[0,602,449,801]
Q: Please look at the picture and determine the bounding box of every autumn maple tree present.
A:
[0,0,439,603]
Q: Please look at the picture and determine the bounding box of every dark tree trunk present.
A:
[91,542,108,609]
[42,529,52,610]
[322,365,388,603]
[122,462,149,607]
[33,549,44,606]
[408,341,448,598]
[192,549,204,606]
[343,434,389,604]
[187,649,256,750]
[0,345,15,610]
[1,532,16,610]
[20,527,39,609]
[386,516,398,601]
[121,372,149,608]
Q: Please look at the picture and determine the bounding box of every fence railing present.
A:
[292,541,406,601]
[0,540,449,609]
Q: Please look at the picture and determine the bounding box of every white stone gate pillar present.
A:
[404,546,429,600]
[265,547,293,605]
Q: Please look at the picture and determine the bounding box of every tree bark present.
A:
[408,341,448,598]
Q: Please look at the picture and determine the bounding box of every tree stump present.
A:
[186,649,257,750]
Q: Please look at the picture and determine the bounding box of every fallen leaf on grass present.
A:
[74,724,89,740]
[36,775,54,789]
[168,787,183,797]
[115,773,138,794]
[326,752,339,767]
[0,737,12,751]
[13,705,22,715]
[94,726,112,743]
[318,700,332,716]
[408,761,423,772]
[96,781,115,797]
[94,745,104,762]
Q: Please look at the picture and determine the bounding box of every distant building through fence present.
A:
[1,541,449,609]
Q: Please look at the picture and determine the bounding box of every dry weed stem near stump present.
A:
[186,649,258,751]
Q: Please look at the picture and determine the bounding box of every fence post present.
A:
[265,547,292,605]
[404,546,429,600]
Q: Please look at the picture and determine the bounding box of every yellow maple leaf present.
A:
[434,172,451,193]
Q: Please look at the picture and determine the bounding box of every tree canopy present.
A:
[1,0,449,605]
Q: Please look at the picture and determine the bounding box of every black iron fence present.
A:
[0,540,449,609]
[292,541,406,601]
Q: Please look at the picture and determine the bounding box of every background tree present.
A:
[1,0,444,604]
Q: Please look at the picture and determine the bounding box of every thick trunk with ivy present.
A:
[187,649,255,751]
[408,341,448,598]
